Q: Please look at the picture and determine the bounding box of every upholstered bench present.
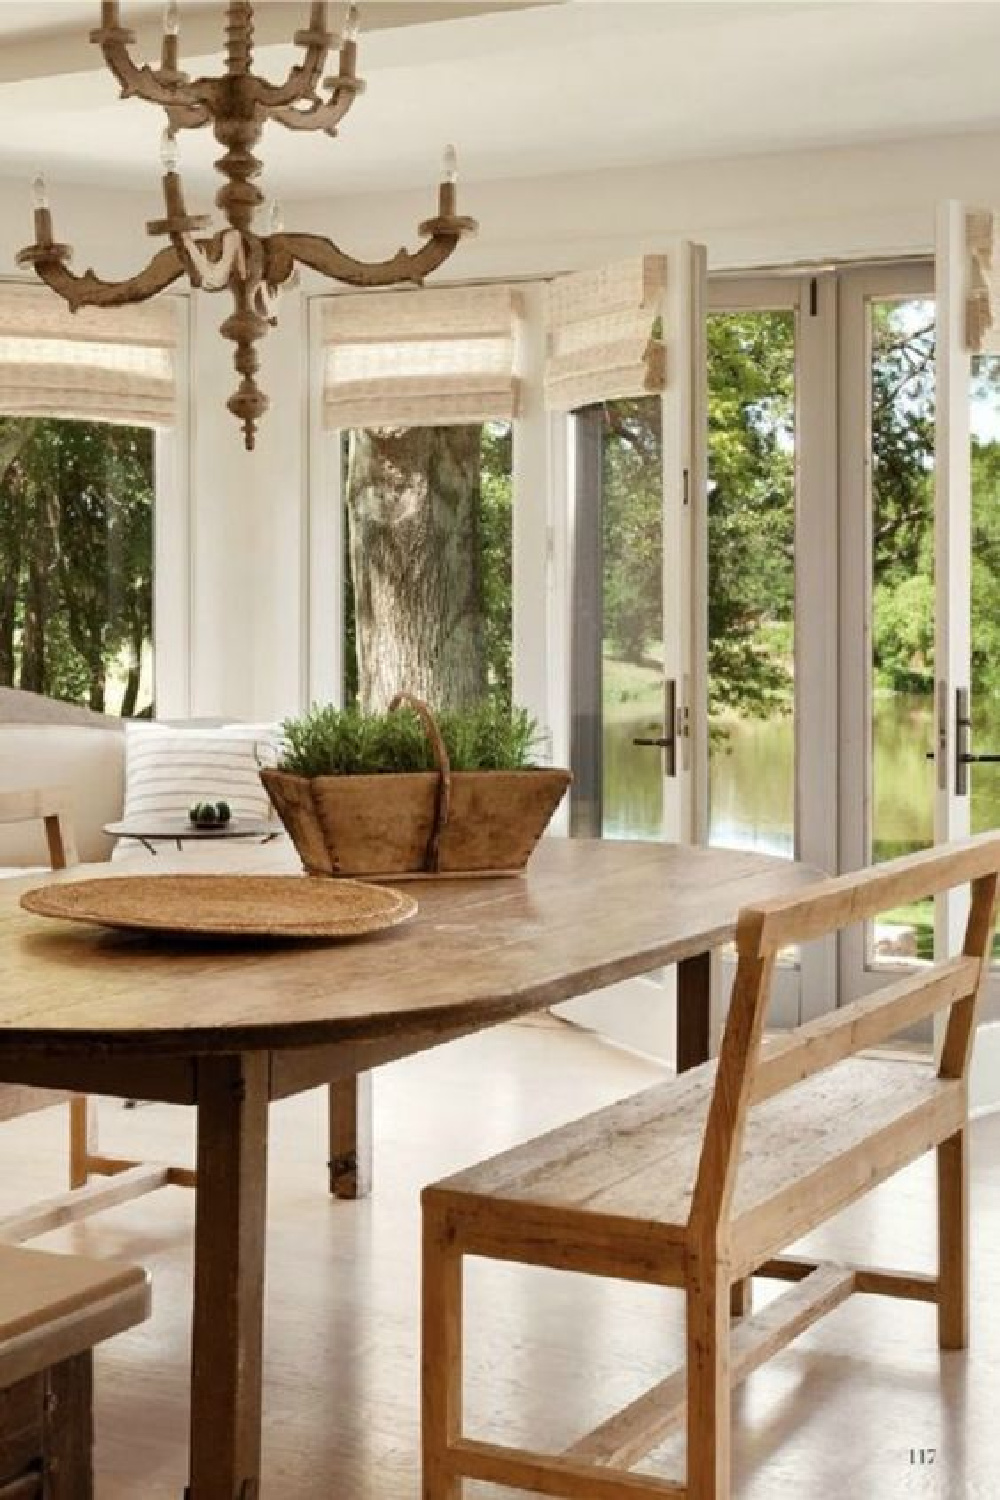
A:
[0,1245,150,1499]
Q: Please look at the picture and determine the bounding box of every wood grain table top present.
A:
[0,840,822,1058]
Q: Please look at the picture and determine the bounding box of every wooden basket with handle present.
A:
[260,694,571,878]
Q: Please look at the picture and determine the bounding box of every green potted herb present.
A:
[261,694,571,877]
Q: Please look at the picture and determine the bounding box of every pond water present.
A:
[603,691,1000,855]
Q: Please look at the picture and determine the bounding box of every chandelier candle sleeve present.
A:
[16,1,477,451]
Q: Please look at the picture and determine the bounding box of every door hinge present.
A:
[809,276,819,317]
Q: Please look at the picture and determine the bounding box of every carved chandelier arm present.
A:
[265,228,472,290]
[16,245,187,313]
[269,78,363,136]
[252,3,336,112]
[90,5,213,129]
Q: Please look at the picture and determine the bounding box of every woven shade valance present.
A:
[0,285,177,427]
[321,285,521,429]
[544,256,667,411]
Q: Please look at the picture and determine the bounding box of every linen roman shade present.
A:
[544,255,667,411]
[0,286,177,426]
[321,284,521,429]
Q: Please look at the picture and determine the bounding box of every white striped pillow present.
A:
[113,723,280,858]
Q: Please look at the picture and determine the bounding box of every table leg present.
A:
[328,1073,373,1199]
[676,952,712,1073]
[188,1053,269,1500]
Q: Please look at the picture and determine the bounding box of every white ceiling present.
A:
[1,1,999,203]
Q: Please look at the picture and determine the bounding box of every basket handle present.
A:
[388,692,451,872]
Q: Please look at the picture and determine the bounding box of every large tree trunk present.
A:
[345,426,486,713]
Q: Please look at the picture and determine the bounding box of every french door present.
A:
[568,227,1000,1077]
[561,241,706,1059]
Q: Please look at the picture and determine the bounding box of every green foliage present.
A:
[436,701,537,771]
[600,398,663,666]
[280,700,539,778]
[706,312,795,719]
[0,415,154,716]
[479,422,513,707]
[598,319,797,721]
[870,302,936,694]
[873,572,934,692]
[971,413,1000,699]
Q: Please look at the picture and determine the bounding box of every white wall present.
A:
[9,126,1000,719]
[290,127,1000,277]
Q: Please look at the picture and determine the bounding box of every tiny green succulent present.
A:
[188,799,232,827]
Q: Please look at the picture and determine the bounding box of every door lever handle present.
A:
[631,679,678,776]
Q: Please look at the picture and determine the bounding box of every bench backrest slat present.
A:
[689,834,1000,1241]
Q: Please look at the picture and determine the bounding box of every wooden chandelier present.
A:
[17,2,477,449]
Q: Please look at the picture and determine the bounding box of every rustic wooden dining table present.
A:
[0,837,820,1500]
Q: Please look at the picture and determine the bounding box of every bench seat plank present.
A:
[431,1056,962,1249]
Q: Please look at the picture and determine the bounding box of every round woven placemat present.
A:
[19,875,417,940]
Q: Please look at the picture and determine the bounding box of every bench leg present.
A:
[423,1207,463,1500]
[937,1127,969,1350]
[687,1261,731,1500]
[69,1096,97,1190]
[328,1074,373,1200]
[44,1351,94,1500]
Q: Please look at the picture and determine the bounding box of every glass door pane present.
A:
[868,296,937,967]
[600,396,665,840]
[970,354,1000,960]
[706,309,796,857]
[570,397,666,841]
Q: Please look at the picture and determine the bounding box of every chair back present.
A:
[0,787,78,870]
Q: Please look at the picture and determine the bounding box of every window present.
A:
[340,421,512,712]
[320,284,521,715]
[0,416,156,717]
[0,287,179,720]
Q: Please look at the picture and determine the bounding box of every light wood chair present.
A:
[0,1243,149,1498]
[422,834,1000,1500]
[0,788,95,1195]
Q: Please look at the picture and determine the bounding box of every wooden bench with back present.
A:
[422,834,1000,1500]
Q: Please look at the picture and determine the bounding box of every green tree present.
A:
[706,312,795,718]
[0,417,155,715]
